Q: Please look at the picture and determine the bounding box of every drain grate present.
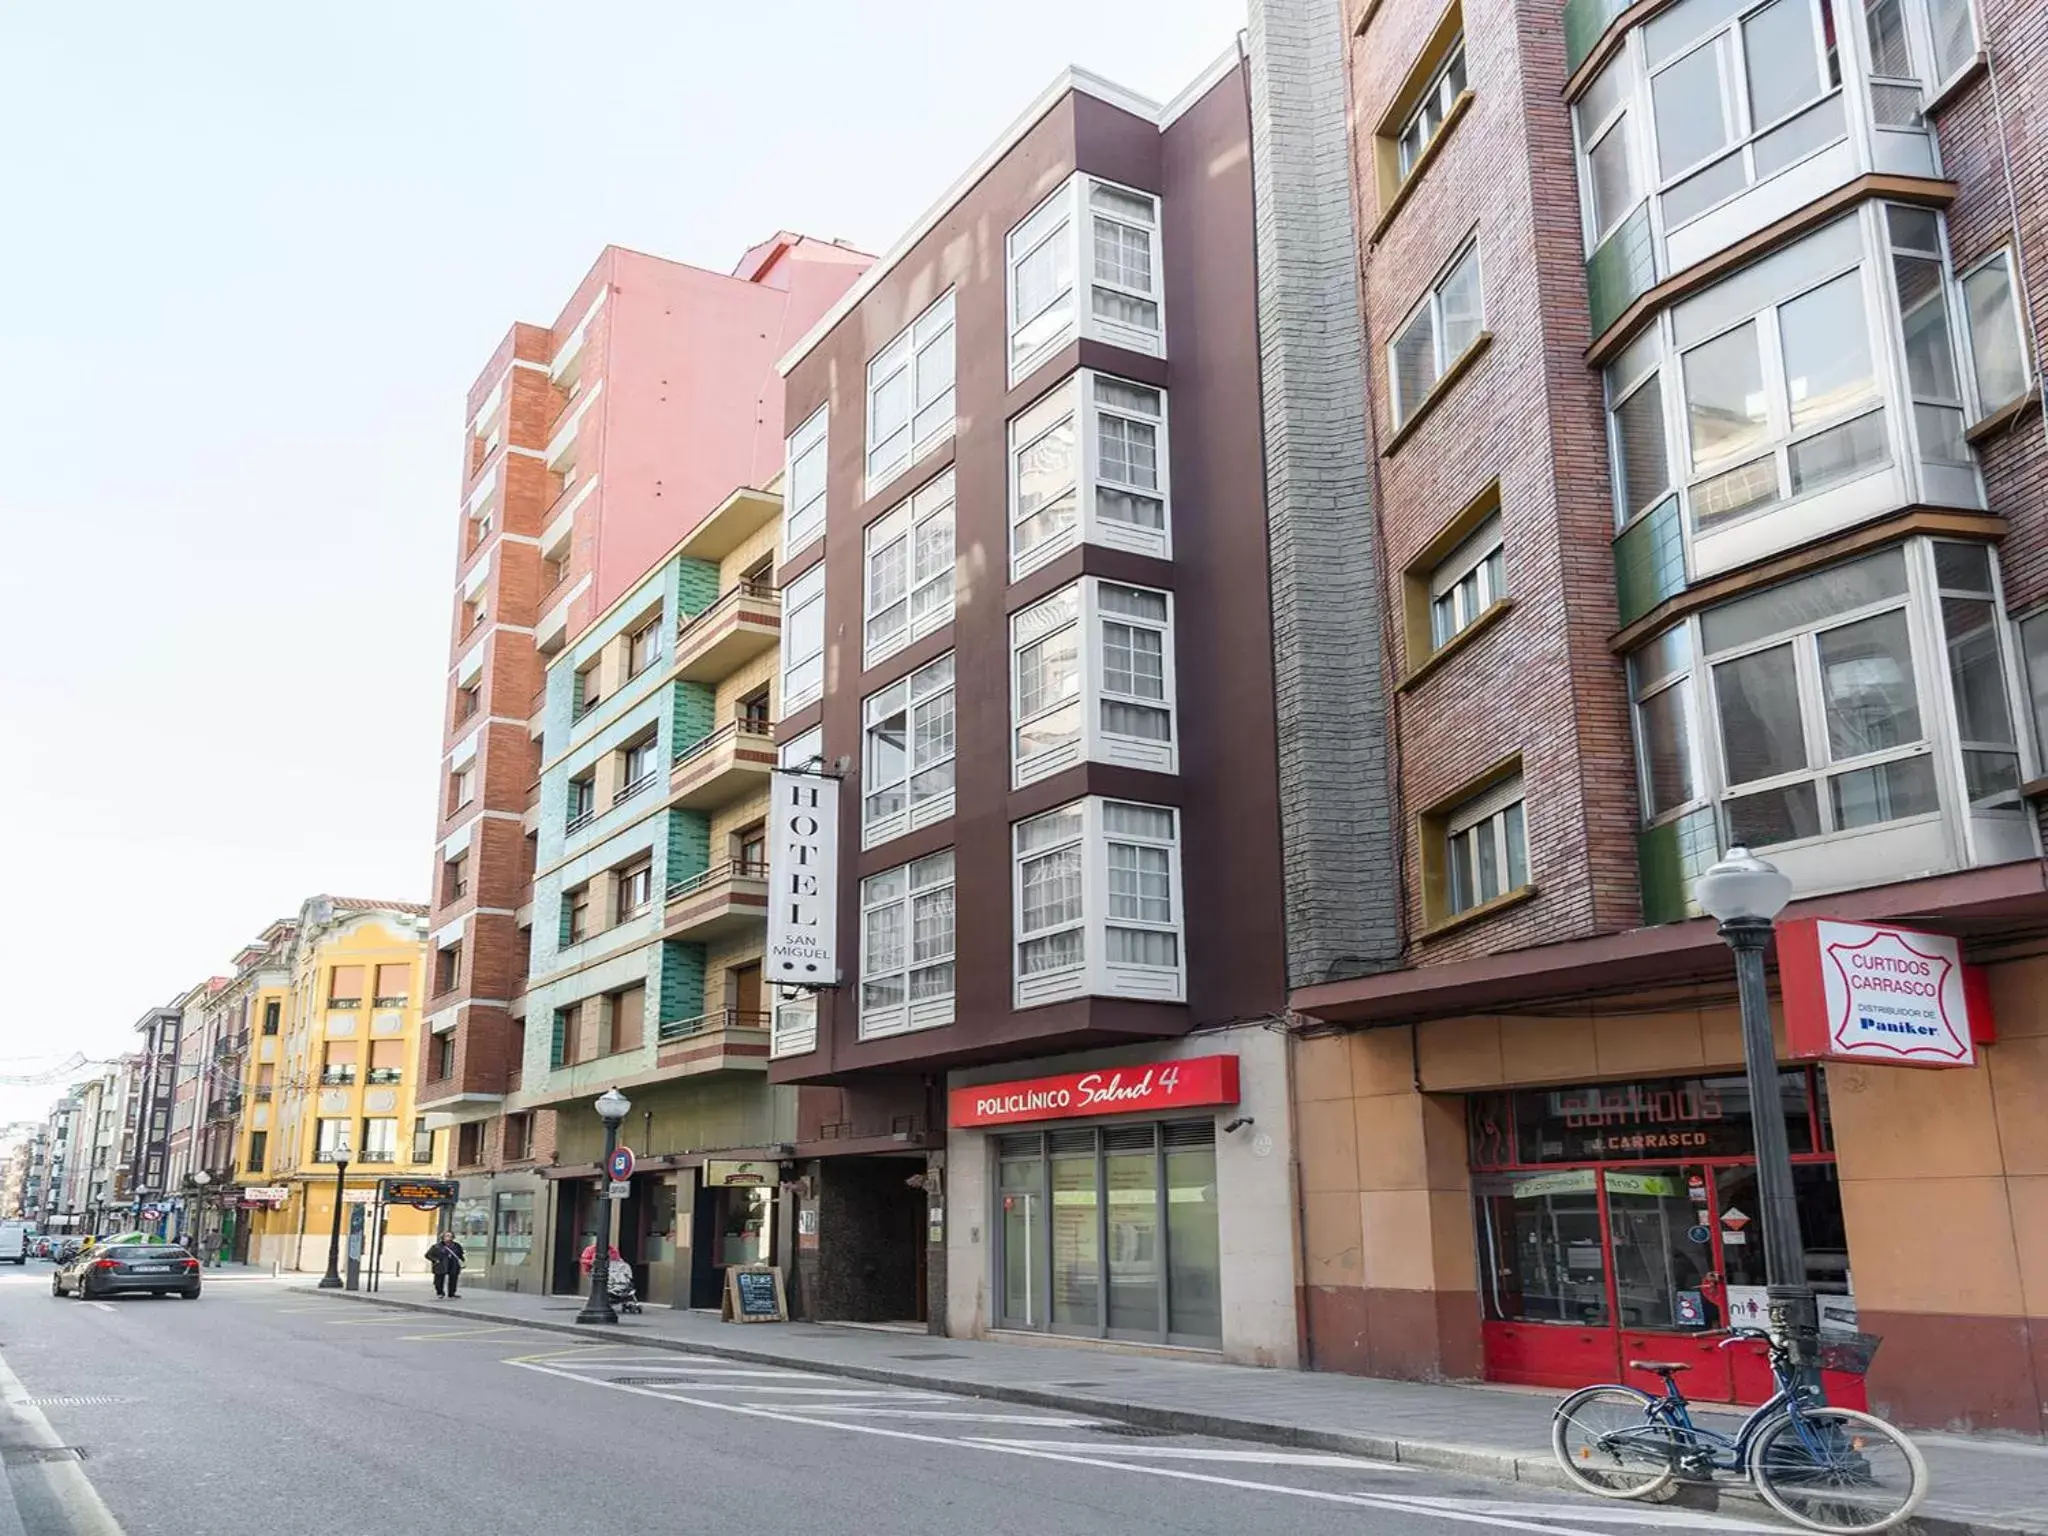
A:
[889,1351,968,1361]
[25,1397,125,1408]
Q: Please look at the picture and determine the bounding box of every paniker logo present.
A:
[951,1055,1241,1128]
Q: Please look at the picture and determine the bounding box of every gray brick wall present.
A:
[1248,0,1404,986]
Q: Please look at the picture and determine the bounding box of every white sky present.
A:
[0,1,1250,1129]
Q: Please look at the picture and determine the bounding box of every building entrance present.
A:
[1469,1068,1860,1406]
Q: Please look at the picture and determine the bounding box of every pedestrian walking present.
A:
[425,1231,465,1298]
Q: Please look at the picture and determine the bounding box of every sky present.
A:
[0,0,1251,1131]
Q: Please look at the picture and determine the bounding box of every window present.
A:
[246,1130,266,1173]
[1934,542,2021,809]
[367,1040,404,1084]
[1428,515,1505,649]
[1007,372,1172,579]
[328,967,364,1008]
[1092,375,1169,542]
[1012,579,1178,787]
[1390,243,1484,426]
[1630,626,1704,822]
[615,859,653,922]
[456,1121,484,1167]
[2019,610,2048,769]
[863,469,955,667]
[564,885,591,944]
[1926,0,1979,83]
[1006,175,1165,383]
[322,1043,357,1085]
[567,773,595,829]
[261,1001,280,1035]
[604,985,645,1055]
[1887,207,1970,464]
[359,1118,398,1165]
[862,653,956,847]
[737,821,767,875]
[780,564,826,712]
[315,1119,350,1162]
[464,595,487,635]
[1673,220,1886,531]
[443,852,468,904]
[1442,777,1530,917]
[450,765,474,811]
[1398,40,1467,178]
[865,291,955,492]
[1959,250,2031,417]
[1645,0,1845,231]
[502,1113,531,1162]
[1575,55,1642,248]
[574,663,601,718]
[1606,330,1673,525]
[627,615,663,678]
[783,406,828,555]
[1012,799,1184,1007]
[738,684,771,729]
[859,849,956,1039]
[374,964,410,1006]
[779,726,823,772]
[620,734,659,798]
[456,682,480,722]
[1010,382,1080,573]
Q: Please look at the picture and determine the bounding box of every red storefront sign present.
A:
[1777,917,1994,1068]
[951,1055,1240,1129]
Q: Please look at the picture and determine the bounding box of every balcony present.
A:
[253,1087,272,1102]
[318,1070,357,1087]
[675,581,781,682]
[663,860,769,942]
[613,769,661,812]
[653,1009,772,1076]
[670,720,776,810]
[366,1068,403,1086]
[206,1093,242,1121]
[356,1150,396,1166]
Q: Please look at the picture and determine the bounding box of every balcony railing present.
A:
[318,1070,357,1086]
[677,579,778,642]
[656,1008,771,1043]
[327,998,361,1010]
[373,995,409,1009]
[672,717,775,768]
[253,1087,273,1102]
[366,1068,403,1085]
[565,805,596,836]
[356,1150,396,1166]
[614,769,660,809]
[666,857,769,904]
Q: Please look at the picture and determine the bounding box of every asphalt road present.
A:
[0,1268,1787,1536]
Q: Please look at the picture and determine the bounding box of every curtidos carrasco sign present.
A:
[951,1055,1240,1129]
[1778,917,1992,1068]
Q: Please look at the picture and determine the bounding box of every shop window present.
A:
[783,405,828,556]
[859,849,955,1039]
[492,1190,535,1265]
[1006,174,1164,385]
[1390,242,1484,427]
[1959,249,2032,418]
[862,654,956,848]
[865,291,956,494]
[863,469,956,668]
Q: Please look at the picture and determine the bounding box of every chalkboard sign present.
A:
[723,1263,787,1323]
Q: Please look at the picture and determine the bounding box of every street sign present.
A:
[379,1177,458,1211]
[607,1180,631,1200]
[607,1146,635,1181]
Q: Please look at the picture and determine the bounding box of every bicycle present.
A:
[1550,1327,1928,1534]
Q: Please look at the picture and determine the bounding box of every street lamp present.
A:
[317,1142,352,1290]
[1693,846,1815,1381]
[575,1088,632,1326]
[190,1171,211,1263]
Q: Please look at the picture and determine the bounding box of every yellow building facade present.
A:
[243,895,449,1273]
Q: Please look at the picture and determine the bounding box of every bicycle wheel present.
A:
[1750,1405,1928,1534]
[1551,1386,1681,1500]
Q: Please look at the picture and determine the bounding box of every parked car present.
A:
[0,1220,33,1264]
[33,1237,53,1259]
[52,1243,201,1300]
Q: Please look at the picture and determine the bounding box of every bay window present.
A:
[1630,626,1704,823]
[1575,55,1643,248]
[1390,242,1484,426]
[862,653,956,847]
[1606,329,1674,525]
[779,564,825,713]
[1925,0,1979,84]
[859,850,955,1039]
[1933,542,2021,808]
[864,469,956,667]
[1959,250,2031,417]
[783,406,828,556]
[1007,174,1165,385]
[1012,578,1177,788]
[1888,207,1970,463]
[1012,798,1184,1008]
[865,292,956,494]
[1009,371,1173,579]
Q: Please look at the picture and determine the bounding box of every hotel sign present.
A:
[1778,918,1991,1068]
[766,770,840,986]
[951,1056,1240,1129]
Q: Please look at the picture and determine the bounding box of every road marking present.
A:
[565,1366,825,1380]
[968,1439,1417,1470]
[90,1303,117,1313]
[505,1359,1749,1535]
[628,1384,956,1398]
[798,1408,1104,1426]
[399,1327,525,1340]
[0,1350,126,1534]
[1374,1501,1785,1533]
[323,1316,415,1326]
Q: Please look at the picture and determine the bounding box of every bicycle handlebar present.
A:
[1718,1327,1778,1349]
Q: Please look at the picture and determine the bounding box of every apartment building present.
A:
[1287,0,2048,1433]
[228,921,297,1259]
[245,895,443,1271]
[417,238,870,1256]
[127,1002,182,1226]
[763,44,1323,1356]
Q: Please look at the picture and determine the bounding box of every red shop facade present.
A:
[1467,1067,1867,1409]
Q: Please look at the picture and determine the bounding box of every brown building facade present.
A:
[1293,0,2048,1432]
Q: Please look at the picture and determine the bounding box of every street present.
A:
[0,1271,1795,1536]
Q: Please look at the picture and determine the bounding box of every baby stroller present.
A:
[606,1258,642,1314]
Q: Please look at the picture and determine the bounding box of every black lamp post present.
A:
[317,1142,351,1290]
[1693,846,1816,1385]
[575,1088,632,1325]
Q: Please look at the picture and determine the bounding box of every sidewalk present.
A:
[303,1280,2046,1535]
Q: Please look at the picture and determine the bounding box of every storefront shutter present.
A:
[1162,1120,1215,1149]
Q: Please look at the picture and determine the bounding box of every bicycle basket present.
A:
[1817,1331,1881,1375]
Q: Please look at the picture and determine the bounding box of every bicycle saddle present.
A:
[1628,1360,1691,1374]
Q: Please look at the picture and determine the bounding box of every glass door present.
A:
[1473,1169,1618,1387]
[1103,1128,1160,1337]
[997,1143,1043,1329]
[1048,1130,1099,1332]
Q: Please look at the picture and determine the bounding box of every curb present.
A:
[296,1289,2036,1536]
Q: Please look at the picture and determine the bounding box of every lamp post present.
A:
[1693,846,1816,1384]
[190,1171,211,1263]
[317,1143,351,1290]
[575,1088,632,1325]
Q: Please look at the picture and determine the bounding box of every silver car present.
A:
[52,1243,201,1300]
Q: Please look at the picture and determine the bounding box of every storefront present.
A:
[1469,1067,1864,1407]
[945,1024,1298,1366]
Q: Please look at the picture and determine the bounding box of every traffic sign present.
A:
[607,1146,635,1181]
[607,1180,631,1200]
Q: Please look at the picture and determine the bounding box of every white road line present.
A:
[1376,1500,1786,1533]
[503,1359,1698,1535]
[566,1366,825,1380]
[968,1439,1417,1470]
[90,1303,117,1313]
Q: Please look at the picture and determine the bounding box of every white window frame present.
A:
[627,613,664,678]
[858,849,955,1039]
[621,735,659,795]
[1389,242,1484,426]
[863,469,956,669]
[616,859,653,922]
[1009,371,1173,580]
[780,564,826,713]
[1006,174,1166,386]
[1011,578,1178,788]
[778,726,823,772]
[1011,798,1184,1010]
[1398,38,1468,179]
[1956,247,2034,421]
[1442,777,1529,917]
[861,653,956,848]
[865,292,955,497]
[1628,626,1709,827]
[783,406,829,558]
[451,765,475,809]
[1428,514,1505,650]
[1573,54,1645,254]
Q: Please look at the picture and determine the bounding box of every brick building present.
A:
[1290,0,2048,1433]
